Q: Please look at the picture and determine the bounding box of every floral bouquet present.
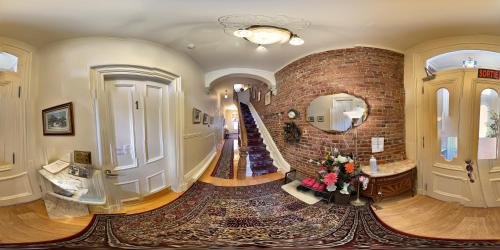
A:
[302,147,369,195]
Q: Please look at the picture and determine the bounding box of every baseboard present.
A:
[247,103,291,172]
[180,147,217,191]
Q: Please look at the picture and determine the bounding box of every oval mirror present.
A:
[306,93,368,132]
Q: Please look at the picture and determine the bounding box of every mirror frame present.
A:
[305,92,370,133]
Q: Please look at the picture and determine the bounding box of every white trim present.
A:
[0,171,33,201]
[183,132,203,139]
[205,68,277,94]
[145,170,167,194]
[180,146,216,191]
[246,102,291,173]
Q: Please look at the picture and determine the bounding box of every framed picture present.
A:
[307,116,315,122]
[258,91,261,101]
[73,150,91,165]
[265,91,271,105]
[192,108,202,124]
[317,116,325,122]
[203,113,209,124]
[42,102,74,136]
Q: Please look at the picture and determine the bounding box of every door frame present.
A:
[0,37,41,206]
[406,35,500,195]
[90,65,184,192]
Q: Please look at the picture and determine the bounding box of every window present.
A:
[426,50,500,73]
[478,89,499,160]
[437,88,458,161]
[0,52,18,72]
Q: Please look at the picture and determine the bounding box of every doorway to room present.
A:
[91,65,183,211]
[0,44,40,206]
[423,65,500,207]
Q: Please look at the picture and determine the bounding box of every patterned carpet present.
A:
[210,137,235,179]
[3,180,500,249]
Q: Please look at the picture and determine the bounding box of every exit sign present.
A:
[478,68,500,80]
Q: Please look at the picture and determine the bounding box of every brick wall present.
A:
[250,47,405,177]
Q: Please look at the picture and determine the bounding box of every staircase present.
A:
[240,103,278,176]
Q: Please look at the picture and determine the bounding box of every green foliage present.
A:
[487,110,499,138]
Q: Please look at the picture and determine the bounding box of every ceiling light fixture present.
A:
[256,44,268,53]
[289,34,305,46]
[233,25,304,46]
[219,15,309,50]
[463,57,477,68]
[233,29,252,38]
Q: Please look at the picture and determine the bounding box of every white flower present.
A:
[337,156,348,163]
[362,177,369,190]
[348,158,354,163]
[340,183,350,194]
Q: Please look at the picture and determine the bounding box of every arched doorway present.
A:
[421,50,500,207]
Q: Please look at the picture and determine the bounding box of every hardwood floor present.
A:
[373,194,500,239]
[2,139,500,243]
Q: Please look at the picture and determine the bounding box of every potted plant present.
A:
[303,147,369,204]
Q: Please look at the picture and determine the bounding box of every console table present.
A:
[361,160,416,203]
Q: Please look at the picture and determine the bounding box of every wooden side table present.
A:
[361,160,416,203]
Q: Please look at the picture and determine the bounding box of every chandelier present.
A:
[219,15,309,50]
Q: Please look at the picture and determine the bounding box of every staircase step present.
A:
[239,102,278,177]
[250,166,278,176]
[250,159,274,168]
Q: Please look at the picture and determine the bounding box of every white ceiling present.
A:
[1,0,500,72]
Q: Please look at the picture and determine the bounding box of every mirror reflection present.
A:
[306,93,368,132]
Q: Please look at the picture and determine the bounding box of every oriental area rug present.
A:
[3,180,500,249]
[210,136,235,179]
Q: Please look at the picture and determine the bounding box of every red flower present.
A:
[345,163,355,173]
[323,173,338,186]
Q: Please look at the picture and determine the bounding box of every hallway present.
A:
[3,141,500,245]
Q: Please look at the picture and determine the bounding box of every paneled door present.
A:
[423,69,486,207]
[102,79,169,204]
[0,67,36,206]
[472,78,500,207]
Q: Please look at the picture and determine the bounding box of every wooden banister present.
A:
[234,90,248,179]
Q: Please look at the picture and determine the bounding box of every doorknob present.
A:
[465,160,475,183]
[104,169,119,177]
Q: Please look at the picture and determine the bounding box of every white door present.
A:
[102,79,169,204]
[0,62,37,205]
[423,70,486,207]
[473,79,500,207]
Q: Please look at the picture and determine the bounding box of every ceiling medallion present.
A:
[218,15,310,51]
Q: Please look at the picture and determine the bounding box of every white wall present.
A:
[35,37,219,186]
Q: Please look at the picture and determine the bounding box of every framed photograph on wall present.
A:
[307,116,315,122]
[317,116,325,122]
[265,91,271,105]
[42,102,74,136]
[192,108,202,124]
[203,113,209,124]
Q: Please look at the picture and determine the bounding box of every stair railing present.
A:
[234,90,248,179]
